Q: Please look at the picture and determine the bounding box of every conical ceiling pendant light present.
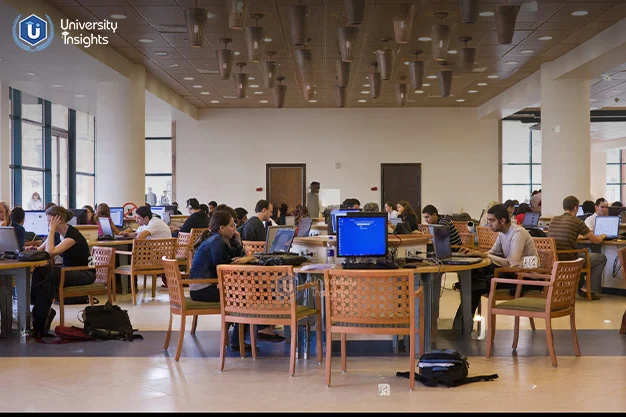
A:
[287,3,308,46]
[263,51,278,88]
[244,13,264,63]
[457,36,475,71]
[234,62,248,99]
[408,50,424,90]
[375,37,393,81]
[227,0,248,30]
[303,82,315,101]
[185,0,207,48]
[369,61,381,99]
[217,37,234,81]
[338,26,358,62]
[431,12,450,61]
[395,76,408,107]
[393,3,418,44]
[272,76,287,108]
[336,59,351,87]
[458,0,479,23]
[344,0,365,25]
[295,47,313,77]
[335,85,347,108]
[437,69,453,97]
[495,4,520,44]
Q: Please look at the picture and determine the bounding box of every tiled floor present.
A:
[0,273,624,412]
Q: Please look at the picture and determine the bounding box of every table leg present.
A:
[418,272,433,353]
[458,270,473,343]
[14,267,30,343]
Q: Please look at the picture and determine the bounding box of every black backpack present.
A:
[80,302,143,341]
[397,349,498,387]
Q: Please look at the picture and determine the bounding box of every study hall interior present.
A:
[0,0,625,412]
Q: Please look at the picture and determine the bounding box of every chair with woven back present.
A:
[451,220,475,248]
[176,232,193,272]
[554,247,592,301]
[217,264,322,376]
[114,238,178,305]
[476,226,498,252]
[324,268,425,391]
[161,257,221,361]
[615,247,626,334]
[58,246,116,327]
[242,240,265,255]
[486,258,585,367]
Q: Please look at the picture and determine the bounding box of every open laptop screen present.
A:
[99,217,114,237]
[296,217,313,237]
[522,212,540,228]
[109,207,124,227]
[24,211,48,236]
[594,216,620,239]
[430,225,453,259]
[269,228,296,253]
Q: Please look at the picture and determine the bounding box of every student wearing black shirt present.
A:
[241,199,273,242]
[179,198,209,233]
[396,200,418,231]
[422,205,463,246]
[30,206,95,338]
[9,207,26,251]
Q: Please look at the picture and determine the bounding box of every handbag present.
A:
[17,250,50,262]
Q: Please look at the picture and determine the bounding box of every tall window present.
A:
[145,137,172,206]
[606,149,625,205]
[15,92,46,208]
[502,120,542,203]
[75,111,95,208]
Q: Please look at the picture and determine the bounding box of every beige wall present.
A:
[176,108,500,219]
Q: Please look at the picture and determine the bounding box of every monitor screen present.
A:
[336,213,387,258]
[163,205,177,215]
[330,209,361,234]
[523,212,540,227]
[109,207,124,227]
[151,206,166,219]
[69,208,88,225]
[269,228,296,253]
[594,216,620,238]
[296,217,313,237]
[265,226,293,253]
[99,217,114,237]
[24,211,49,236]
[576,206,584,216]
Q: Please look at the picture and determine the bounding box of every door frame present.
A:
[381,162,422,216]
[266,163,307,205]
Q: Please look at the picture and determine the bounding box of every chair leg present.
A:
[289,320,297,376]
[316,314,322,364]
[529,318,536,331]
[545,318,557,367]
[325,327,332,387]
[585,273,592,301]
[419,294,425,357]
[143,275,147,293]
[191,315,198,335]
[476,299,483,336]
[239,324,245,359]
[621,310,626,335]
[164,312,173,350]
[89,296,94,306]
[175,315,186,362]
[151,275,157,299]
[130,275,137,305]
[59,296,65,327]
[570,312,581,357]
[111,276,117,303]
[409,333,415,391]
[250,325,258,360]
[340,333,347,372]
[219,319,227,371]
[512,317,520,350]
[486,311,496,358]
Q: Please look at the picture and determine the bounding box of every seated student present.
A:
[577,200,595,221]
[0,202,10,228]
[199,203,209,216]
[584,198,608,231]
[396,200,418,231]
[456,204,538,329]
[384,201,398,219]
[241,200,273,242]
[177,198,210,234]
[277,203,288,226]
[9,207,26,251]
[124,206,172,239]
[479,200,499,227]
[612,201,623,207]
[503,200,516,224]
[514,203,532,225]
[234,207,248,232]
[422,205,462,246]
[95,203,131,237]
[341,198,361,209]
[208,201,217,218]
[363,202,380,212]
[171,202,183,215]
[83,205,97,225]
[30,206,95,338]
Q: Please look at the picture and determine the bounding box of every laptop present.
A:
[296,217,313,237]
[98,217,126,241]
[522,212,540,229]
[594,215,620,240]
[263,225,293,253]
[431,226,482,265]
[0,226,22,259]
[267,228,297,253]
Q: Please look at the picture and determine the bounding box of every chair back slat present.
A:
[242,240,265,255]
[131,238,178,272]
[549,259,584,310]
[477,226,498,252]
[162,257,184,309]
[532,237,556,269]
[176,232,192,258]
[91,246,115,285]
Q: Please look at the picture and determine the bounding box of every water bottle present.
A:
[327,236,335,264]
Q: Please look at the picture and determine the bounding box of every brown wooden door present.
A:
[381,163,421,223]
[266,164,306,213]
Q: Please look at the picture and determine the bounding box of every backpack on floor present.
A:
[397,349,498,387]
[80,301,143,342]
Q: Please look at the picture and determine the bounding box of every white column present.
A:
[96,66,145,207]
[590,150,606,201]
[540,74,590,217]
[0,83,10,203]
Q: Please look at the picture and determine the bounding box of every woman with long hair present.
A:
[396,200,418,231]
[83,205,97,225]
[0,202,10,227]
[95,203,129,236]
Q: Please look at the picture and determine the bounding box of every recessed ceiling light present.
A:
[154,51,169,56]
[447,50,458,54]
[426,75,437,79]
[248,76,255,80]
[200,92,210,95]
[422,83,430,87]
[210,100,220,103]
[169,63,180,68]
[487,75,499,79]
[358,100,367,103]
[456,99,465,102]
[506,61,519,65]
[264,38,272,42]
[75,94,85,98]
[233,51,241,56]
[110,14,127,19]
[250,84,259,88]
[538,36,553,41]
[468,90,478,93]
[479,11,494,17]
[477,82,488,86]
[611,90,621,94]
[363,84,370,87]
[206,12,217,19]
[603,319,611,323]
[259,100,269,103]
[192,85,203,88]
[520,49,535,54]
[138,38,154,43]
[52,84,63,88]
[571,10,588,16]
[309,100,317,103]
[415,90,424,94]
[184,77,194,81]
[404,61,410,65]
[418,36,432,42]
[26,72,36,76]
[360,90,369,94]
[254,91,263,95]
[590,99,598,102]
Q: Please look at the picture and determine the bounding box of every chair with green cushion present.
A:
[486,258,584,368]
[162,257,221,361]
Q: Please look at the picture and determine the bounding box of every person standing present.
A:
[160,190,170,205]
[28,192,44,211]
[145,187,157,206]
[306,181,320,218]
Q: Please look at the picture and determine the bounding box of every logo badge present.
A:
[13,14,55,52]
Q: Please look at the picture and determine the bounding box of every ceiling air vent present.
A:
[155,24,187,33]
[197,69,220,74]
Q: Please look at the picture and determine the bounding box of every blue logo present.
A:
[13,14,54,52]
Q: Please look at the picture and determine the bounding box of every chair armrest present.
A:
[116,250,132,256]
[60,266,96,288]
[414,286,423,298]
[492,277,551,287]
[296,281,317,291]
[181,278,218,285]
[515,272,552,281]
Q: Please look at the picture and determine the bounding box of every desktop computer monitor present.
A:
[576,206,584,217]
[330,209,361,234]
[24,211,49,236]
[69,208,88,225]
[336,213,388,258]
[109,207,124,227]
[151,206,166,219]
[164,205,177,215]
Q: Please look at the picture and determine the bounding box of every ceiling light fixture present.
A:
[295,43,313,76]
[468,90,478,93]
[75,94,85,98]
[479,11,494,17]
[192,85,203,88]
[369,60,381,99]
[360,90,369,94]
[487,75,499,79]
[206,12,217,19]
[437,70,453,97]
[538,36,553,41]
[506,60,519,65]
[426,75,437,79]
[590,99,598,102]
[458,36,475,71]
[396,75,408,107]
[26,72,36,76]
[375,37,393,80]
[345,0,365,25]
[335,85,347,108]
[337,59,351,87]
[250,84,259,88]
[260,100,269,103]
[520,49,535,54]
[423,83,430,87]
[431,12,451,61]
[245,13,265,62]
[459,0,479,23]
[234,62,248,98]
[110,14,127,20]
[338,26,359,62]
[217,37,234,80]
[272,76,287,108]
[287,4,307,46]
[138,38,154,43]
[201,92,210,95]
[409,50,424,90]
[415,90,424,94]
[495,4,520,44]
[169,63,180,68]
[571,10,588,16]
[155,51,169,56]
[393,3,418,44]
[211,100,220,103]
[447,50,458,54]
[264,38,272,42]
[185,0,207,48]
[358,99,367,103]
[233,51,241,56]
[456,99,465,102]
[263,50,278,88]
[477,82,488,86]
[254,91,263,95]
[184,77,194,81]
[363,84,370,87]
[309,99,317,103]
[52,84,63,88]
[227,0,249,30]
[418,36,432,41]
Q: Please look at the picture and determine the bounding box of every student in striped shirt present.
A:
[422,205,463,247]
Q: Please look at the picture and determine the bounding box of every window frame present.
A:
[501,121,541,202]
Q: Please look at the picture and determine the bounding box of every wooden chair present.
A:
[217,264,322,376]
[58,246,116,327]
[476,226,498,252]
[242,240,265,255]
[114,238,178,305]
[486,258,584,367]
[324,269,425,391]
[176,232,193,271]
[615,247,626,334]
[451,221,475,248]
[161,257,221,361]
[555,248,592,301]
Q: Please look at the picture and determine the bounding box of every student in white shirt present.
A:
[384,201,398,219]
[125,206,172,239]
[584,198,608,231]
